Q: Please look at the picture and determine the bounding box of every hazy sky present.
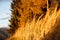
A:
[0,0,11,28]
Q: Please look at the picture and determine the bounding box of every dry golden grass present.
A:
[8,0,60,40]
[16,0,48,27]
[9,0,48,35]
[7,6,60,40]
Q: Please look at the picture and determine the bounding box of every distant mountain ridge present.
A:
[0,28,10,40]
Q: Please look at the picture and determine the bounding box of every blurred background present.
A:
[0,0,11,40]
[0,0,11,28]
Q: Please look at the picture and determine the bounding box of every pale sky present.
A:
[0,0,11,28]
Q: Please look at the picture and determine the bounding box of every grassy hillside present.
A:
[8,0,60,40]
